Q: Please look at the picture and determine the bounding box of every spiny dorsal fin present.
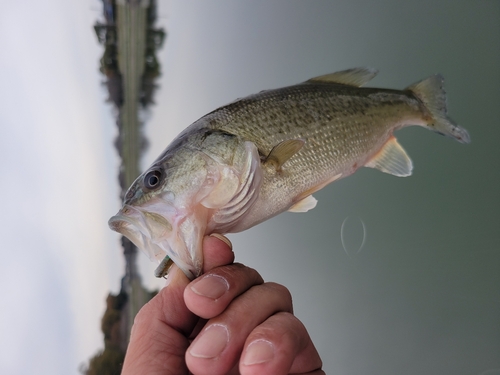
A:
[265,139,305,169]
[308,67,378,87]
[288,195,318,213]
[365,136,413,177]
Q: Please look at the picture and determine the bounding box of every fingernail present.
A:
[209,233,233,250]
[242,339,275,365]
[190,274,229,299]
[189,324,229,358]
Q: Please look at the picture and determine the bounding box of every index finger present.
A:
[202,233,235,273]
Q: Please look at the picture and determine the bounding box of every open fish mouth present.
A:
[108,205,170,263]
[108,202,202,279]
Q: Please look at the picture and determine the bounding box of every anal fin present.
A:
[288,195,318,213]
[365,136,413,177]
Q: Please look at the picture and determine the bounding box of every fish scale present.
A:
[201,84,410,195]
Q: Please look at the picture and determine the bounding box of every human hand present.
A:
[121,234,324,375]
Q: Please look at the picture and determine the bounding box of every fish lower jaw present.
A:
[108,215,129,232]
[108,215,167,262]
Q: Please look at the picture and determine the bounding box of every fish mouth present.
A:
[108,203,202,279]
[108,205,169,263]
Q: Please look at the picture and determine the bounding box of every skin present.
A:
[122,235,324,375]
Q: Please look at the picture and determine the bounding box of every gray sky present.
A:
[1,1,499,374]
[0,1,120,373]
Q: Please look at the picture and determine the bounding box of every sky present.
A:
[0,1,120,373]
[0,1,499,374]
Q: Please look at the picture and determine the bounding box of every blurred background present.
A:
[0,0,498,374]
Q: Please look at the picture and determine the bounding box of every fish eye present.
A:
[143,169,163,190]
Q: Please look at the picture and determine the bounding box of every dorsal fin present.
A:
[307,67,378,87]
[365,136,413,177]
[265,139,305,169]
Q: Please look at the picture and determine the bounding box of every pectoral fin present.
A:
[288,173,342,214]
[365,136,413,177]
[265,139,305,170]
[288,195,318,213]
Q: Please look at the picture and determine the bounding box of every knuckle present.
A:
[132,305,149,327]
[134,294,159,324]
[248,313,304,347]
[208,262,264,287]
[265,282,293,303]
[232,263,264,283]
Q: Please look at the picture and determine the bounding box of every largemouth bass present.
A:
[109,68,470,280]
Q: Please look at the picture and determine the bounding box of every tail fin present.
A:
[406,75,471,144]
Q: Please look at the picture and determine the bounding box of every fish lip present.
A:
[108,205,169,263]
[108,213,138,232]
[108,205,149,238]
